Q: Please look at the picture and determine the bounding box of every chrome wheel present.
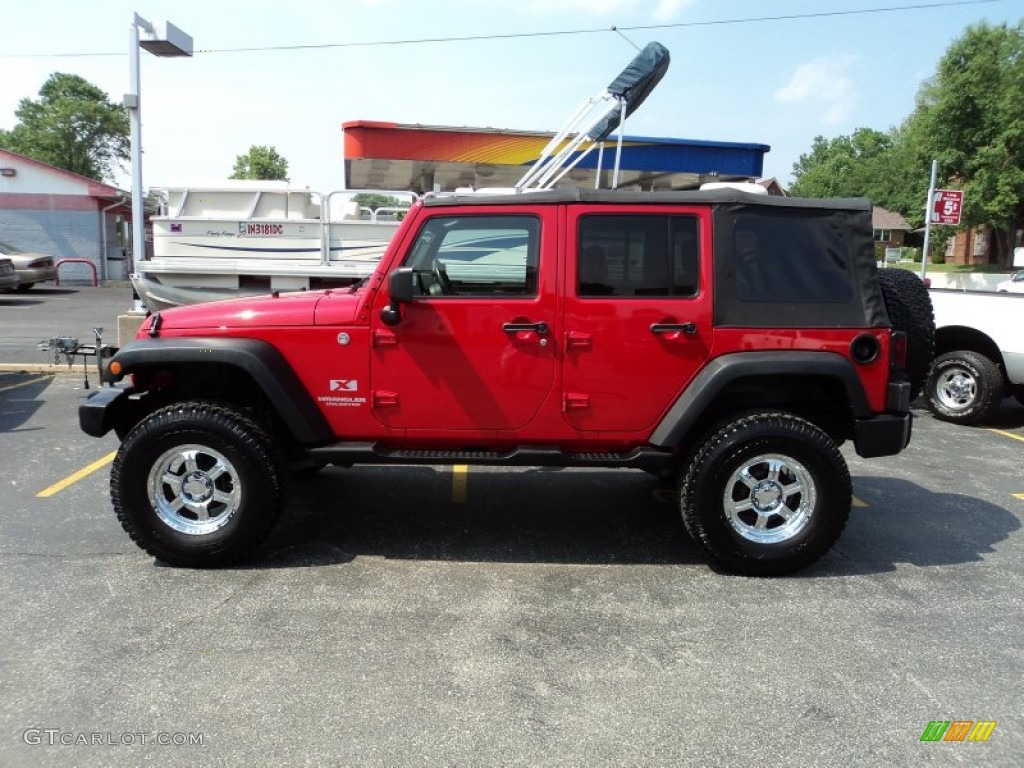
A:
[113,402,283,567]
[147,443,241,535]
[682,413,849,575]
[934,366,977,412]
[721,453,816,544]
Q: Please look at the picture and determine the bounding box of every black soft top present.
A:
[422,188,886,329]
[422,187,870,212]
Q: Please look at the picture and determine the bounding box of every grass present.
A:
[885,261,1016,274]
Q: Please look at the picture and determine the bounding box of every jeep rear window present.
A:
[730,213,854,304]
[578,215,699,298]
[711,203,880,329]
[405,215,540,297]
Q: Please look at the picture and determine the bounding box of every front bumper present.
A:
[79,386,132,438]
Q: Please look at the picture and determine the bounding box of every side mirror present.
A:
[380,267,414,326]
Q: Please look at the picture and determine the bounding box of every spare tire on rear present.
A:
[877,268,935,400]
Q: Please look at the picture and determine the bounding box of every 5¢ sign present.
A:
[930,189,963,225]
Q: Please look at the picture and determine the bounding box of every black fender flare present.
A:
[111,337,333,445]
[649,351,872,448]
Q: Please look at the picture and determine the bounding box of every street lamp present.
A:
[126,13,191,308]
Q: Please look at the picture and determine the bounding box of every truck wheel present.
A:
[111,401,284,567]
[680,412,851,576]
[925,350,1004,425]
[877,269,935,400]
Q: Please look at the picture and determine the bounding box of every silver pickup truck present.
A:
[926,288,1024,423]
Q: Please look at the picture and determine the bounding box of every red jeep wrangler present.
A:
[81,188,930,575]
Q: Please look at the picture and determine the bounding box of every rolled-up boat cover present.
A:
[587,41,670,140]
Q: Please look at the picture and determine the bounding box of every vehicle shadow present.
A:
[247,467,1018,576]
[810,475,1019,576]
[0,297,45,307]
[258,467,699,568]
[0,375,54,433]
[1,286,80,298]
[986,398,1024,428]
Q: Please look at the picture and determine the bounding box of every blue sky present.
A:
[2,0,1020,192]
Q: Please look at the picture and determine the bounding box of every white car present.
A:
[996,270,1024,293]
[0,239,57,291]
[0,257,20,291]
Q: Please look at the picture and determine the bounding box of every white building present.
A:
[0,149,132,283]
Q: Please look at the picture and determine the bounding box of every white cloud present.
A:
[774,55,859,126]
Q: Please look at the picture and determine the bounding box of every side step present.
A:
[307,442,675,472]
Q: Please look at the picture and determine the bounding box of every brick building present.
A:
[871,206,912,249]
[0,149,131,283]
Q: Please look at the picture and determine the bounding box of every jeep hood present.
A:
[142,290,361,332]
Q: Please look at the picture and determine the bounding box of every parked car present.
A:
[926,288,1024,423]
[995,270,1024,293]
[0,257,20,292]
[0,239,57,291]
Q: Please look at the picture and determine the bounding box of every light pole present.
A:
[126,13,191,308]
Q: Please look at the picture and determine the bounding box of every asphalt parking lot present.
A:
[1,285,1022,766]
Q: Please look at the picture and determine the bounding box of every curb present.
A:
[0,363,88,376]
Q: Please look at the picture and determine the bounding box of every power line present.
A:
[1,0,1005,58]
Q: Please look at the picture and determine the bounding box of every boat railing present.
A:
[320,190,416,266]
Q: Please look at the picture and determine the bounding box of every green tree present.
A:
[789,22,1024,254]
[911,21,1024,260]
[351,193,410,211]
[789,126,930,222]
[790,128,893,199]
[863,122,931,228]
[351,193,411,221]
[230,145,289,181]
[0,73,128,183]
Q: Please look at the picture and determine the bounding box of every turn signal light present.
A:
[889,331,908,370]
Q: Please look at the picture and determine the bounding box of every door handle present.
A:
[650,322,696,335]
[503,321,549,335]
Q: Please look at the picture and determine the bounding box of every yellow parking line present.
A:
[1014,494,1024,501]
[852,496,868,508]
[452,465,468,502]
[988,428,1024,444]
[36,451,117,498]
[0,375,51,394]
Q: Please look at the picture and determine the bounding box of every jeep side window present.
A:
[404,215,540,297]
[578,215,699,298]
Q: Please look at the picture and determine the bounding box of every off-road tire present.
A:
[111,401,285,567]
[877,269,934,400]
[925,350,1004,425]
[680,412,851,576]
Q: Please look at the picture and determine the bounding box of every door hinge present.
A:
[562,392,590,411]
[373,390,399,408]
[565,331,592,350]
[373,329,398,347]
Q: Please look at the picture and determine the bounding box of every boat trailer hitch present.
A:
[37,328,117,389]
